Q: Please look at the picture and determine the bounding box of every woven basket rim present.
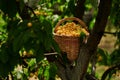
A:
[53,17,89,36]
[53,33,80,38]
[54,17,88,32]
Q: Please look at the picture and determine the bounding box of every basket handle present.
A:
[54,17,88,33]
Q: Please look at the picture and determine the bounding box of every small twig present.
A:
[21,52,58,59]
[85,73,99,80]
[26,5,37,18]
[44,52,58,56]
[101,63,120,80]
[104,31,119,35]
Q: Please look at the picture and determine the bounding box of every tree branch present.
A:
[55,58,68,80]
[104,31,118,35]
[55,54,74,80]
[75,0,86,19]
[101,64,120,80]
[72,0,112,80]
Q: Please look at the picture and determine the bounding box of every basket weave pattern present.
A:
[53,17,88,61]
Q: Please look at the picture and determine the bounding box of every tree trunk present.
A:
[56,0,112,80]
[72,0,112,80]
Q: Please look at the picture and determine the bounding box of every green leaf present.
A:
[0,15,6,27]
[90,0,98,9]
[43,32,52,51]
[49,63,57,79]
[13,32,24,52]
[68,0,76,15]
[0,62,11,78]
[22,30,35,45]
[38,66,44,79]
[0,44,9,63]
[44,66,50,80]
[97,48,109,65]
[43,19,52,34]
[80,32,86,44]
[7,19,20,41]
[28,59,36,67]
[0,51,9,64]
[51,39,61,53]
[19,0,26,12]
[9,54,20,67]
[0,0,17,18]
[110,49,120,65]
[36,47,45,63]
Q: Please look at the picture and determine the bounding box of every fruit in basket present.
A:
[55,22,87,37]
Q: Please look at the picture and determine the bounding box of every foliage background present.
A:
[0,0,120,80]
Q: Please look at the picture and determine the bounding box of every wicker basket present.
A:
[53,17,89,61]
